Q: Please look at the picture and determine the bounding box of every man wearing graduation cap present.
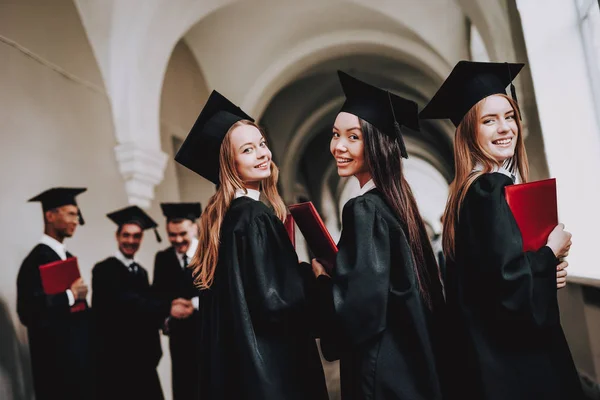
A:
[92,205,169,400]
[152,202,202,400]
[17,187,94,400]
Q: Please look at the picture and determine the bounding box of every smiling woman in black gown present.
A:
[419,60,583,400]
[312,71,448,400]
[175,90,328,400]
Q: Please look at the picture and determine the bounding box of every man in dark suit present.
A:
[92,205,168,400]
[17,187,94,400]
[153,203,202,400]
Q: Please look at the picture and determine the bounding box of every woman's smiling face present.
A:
[230,124,272,189]
[476,95,518,164]
[331,112,370,185]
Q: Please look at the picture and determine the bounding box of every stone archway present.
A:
[74,0,242,206]
[73,0,465,206]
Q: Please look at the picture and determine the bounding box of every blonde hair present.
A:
[442,94,529,260]
[190,120,287,289]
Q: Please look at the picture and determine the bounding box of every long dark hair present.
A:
[361,119,444,309]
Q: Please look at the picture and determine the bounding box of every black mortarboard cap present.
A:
[338,71,419,158]
[175,90,254,184]
[107,205,162,242]
[160,202,202,222]
[28,187,87,225]
[419,60,525,127]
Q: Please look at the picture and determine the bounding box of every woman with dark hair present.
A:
[312,71,447,400]
[175,90,328,400]
[419,61,582,399]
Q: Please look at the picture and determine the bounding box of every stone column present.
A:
[114,142,167,208]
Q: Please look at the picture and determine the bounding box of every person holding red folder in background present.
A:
[174,90,328,400]
[17,187,94,400]
[311,72,448,400]
[419,61,582,399]
[92,206,169,400]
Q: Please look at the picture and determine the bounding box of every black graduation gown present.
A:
[92,256,168,400]
[152,247,200,400]
[16,244,94,400]
[197,196,329,400]
[317,190,447,400]
[445,173,583,399]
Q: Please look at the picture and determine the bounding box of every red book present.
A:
[284,213,295,247]
[39,257,86,312]
[288,202,338,271]
[504,178,558,252]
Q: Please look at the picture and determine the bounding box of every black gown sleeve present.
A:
[92,262,167,327]
[461,173,559,328]
[151,252,175,305]
[235,212,308,328]
[150,253,174,333]
[17,256,70,328]
[319,197,390,358]
[315,275,341,361]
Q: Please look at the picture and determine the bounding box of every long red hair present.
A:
[442,94,529,260]
[190,120,287,289]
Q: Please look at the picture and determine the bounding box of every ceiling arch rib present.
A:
[241,29,451,119]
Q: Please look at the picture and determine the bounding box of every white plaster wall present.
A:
[470,24,491,62]
[0,1,127,398]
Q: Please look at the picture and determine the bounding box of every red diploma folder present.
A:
[39,257,86,312]
[288,202,338,271]
[504,178,558,252]
[284,213,295,247]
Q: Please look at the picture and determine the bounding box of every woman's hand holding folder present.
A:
[546,223,572,290]
[546,223,572,259]
[556,261,568,289]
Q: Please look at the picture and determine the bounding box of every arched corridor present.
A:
[2,0,600,398]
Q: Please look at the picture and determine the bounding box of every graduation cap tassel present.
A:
[509,82,518,103]
[388,92,409,159]
[394,122,409,159]
[78,209,85,226]
[154,228,162,243]
[510,82,521,120]
[506,62,521,120]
